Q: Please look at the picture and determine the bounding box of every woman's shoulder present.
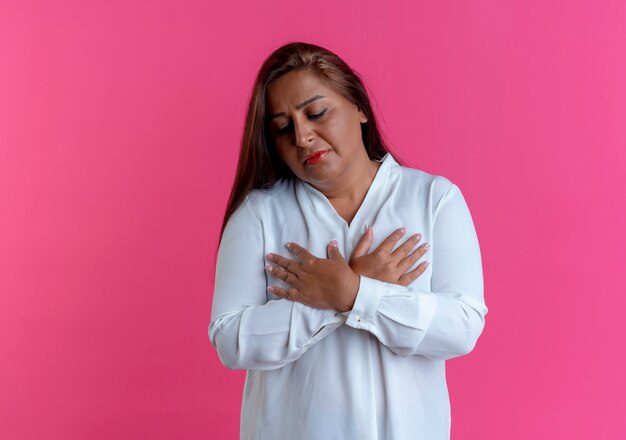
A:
[224,179,293,233]
[391,163,462,219]
[244,178,295,211]
[393,159,457,200]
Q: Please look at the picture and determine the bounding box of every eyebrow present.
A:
[268,95,326,120]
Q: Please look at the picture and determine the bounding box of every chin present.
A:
[304,171,341,188]
[292,153,341,181]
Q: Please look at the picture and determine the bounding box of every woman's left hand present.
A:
[265,241,360,312]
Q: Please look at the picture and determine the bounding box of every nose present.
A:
[293,117,315,148]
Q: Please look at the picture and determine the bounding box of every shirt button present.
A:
[356,316,361,322]
[334,313,339,317]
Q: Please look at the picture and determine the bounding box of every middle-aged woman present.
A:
[209,41,488,440]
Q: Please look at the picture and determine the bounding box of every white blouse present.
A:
[209,152,487,440]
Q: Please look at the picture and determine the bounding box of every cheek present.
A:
[276,145,301,168]
[275,143,289,160]
[325,115,359,145]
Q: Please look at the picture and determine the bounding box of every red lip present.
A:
[303,150,330,165]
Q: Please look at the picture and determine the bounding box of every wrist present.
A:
[336,272,360,313]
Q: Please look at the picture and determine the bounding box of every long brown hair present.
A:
[219,41,401,243]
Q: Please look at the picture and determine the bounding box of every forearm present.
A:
[344,276,486,359]
[210,299,345,370]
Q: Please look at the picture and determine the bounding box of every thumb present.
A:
[327,239,345,260]
[351,224,373,260]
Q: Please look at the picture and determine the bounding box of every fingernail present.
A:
[285,242,291,249]
[265,264,273,272]
[424,261,430,268]
[399,227,406,233]
[424,243,430,250]
[330,239,338,247]
[364,224,369,233]
[267,286,274,292]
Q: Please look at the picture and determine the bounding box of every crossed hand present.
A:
[265,226,430,313]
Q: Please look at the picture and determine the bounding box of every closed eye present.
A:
[308,108,327,120]
[277,109,327,133]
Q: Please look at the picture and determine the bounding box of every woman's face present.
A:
[266,69,368,188]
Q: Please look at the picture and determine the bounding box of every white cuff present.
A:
[345,276,383,330]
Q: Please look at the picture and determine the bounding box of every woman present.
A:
[209,42,487,440]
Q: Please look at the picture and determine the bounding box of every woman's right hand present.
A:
[349,226,430,287]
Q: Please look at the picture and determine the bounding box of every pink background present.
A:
[1,1,625,438]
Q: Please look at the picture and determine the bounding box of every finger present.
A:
[351,225,373,259]
[286,242,317,264]
[267,285,300,301]
[266,252,301,275]
[398,261,430,286]
[391,232,422,260]
[398,242,430,272]
[265,264,300,284]
[377,227,407,254]
[327,239,345,260]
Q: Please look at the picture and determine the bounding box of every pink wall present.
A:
[1,1,625,438]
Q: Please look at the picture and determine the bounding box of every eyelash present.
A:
[277,109,327,133]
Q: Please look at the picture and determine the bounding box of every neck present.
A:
[314,154,381,203]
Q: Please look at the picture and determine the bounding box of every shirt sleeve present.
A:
[208,195,346,371]
[344,183,488,360]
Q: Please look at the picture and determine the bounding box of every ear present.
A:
[357,107,368,124]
